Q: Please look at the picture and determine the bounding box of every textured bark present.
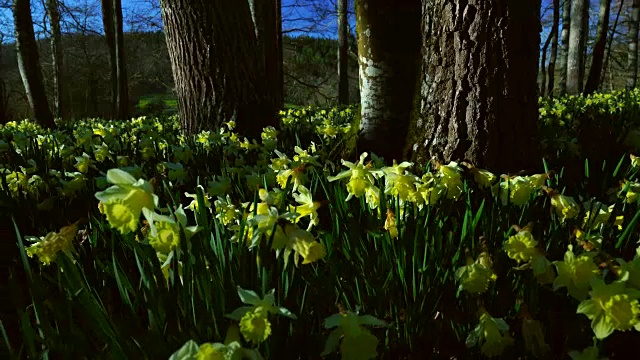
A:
[13,0,55,128]
[409,0,541,174]
[558,0,571,95]
[46,0,64,118]
[584,0,611,94]
[547,0,560,97]
[101,0,129,119]
[355,0,421,163]
[250,0,283,110]
[101,0,117,118]
[160,0,277,138]
[566,0,589,94]
[337,0,349,105]
[628,0,640,89]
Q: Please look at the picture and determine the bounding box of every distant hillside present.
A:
[0,32,360,122]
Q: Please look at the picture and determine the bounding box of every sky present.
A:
[0,0,351,42]
[0,0,631,50]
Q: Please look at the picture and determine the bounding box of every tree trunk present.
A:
[46,0,64,118]
[249,0,283,110]
[101,0,129,119]
[409,0,541,174]
[101,0,117,118]
[566,0,589,94]
[547,0,560,97]
[113,0,129,119]
[337,0,349,105]
[584,0,611,94]
[160,0,277,138]
[559,0,571,95]
[13,0,55,128]
[355,0,421,163]
[628,0,640,89]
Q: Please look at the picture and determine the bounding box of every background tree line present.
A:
[4,0,640,171]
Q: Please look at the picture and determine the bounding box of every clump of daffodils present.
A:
[225,286,296,344]
[95,168,159,235]
[322,308,387,359]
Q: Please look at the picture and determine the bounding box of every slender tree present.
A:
[540,23,554,97]
[355,0,421,162]
[13,0,55,128]
[101,0,129,119]
[160,0,277,138]
[337,0,349,104]
[559,0,571,95]
[628,0,640,89]
[46,0,64,118]
[584,0,611,94]
[409,0,541,173]
[547,0,560,97]
[566,0,589,94]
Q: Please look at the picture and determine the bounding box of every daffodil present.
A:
[384,209,399,239]
[551,193,580,222]
[553,245,600,301]
[26,221,81,265]
[583,201,624,230]
[94,168,159,235]
[577,278,640,339]
[225,286,296,344]
[465,310,514,358]
[498,176,538,206]
[455,252,497,294]
[322,309,387,359]
[290,185,321,230]
[328,152,381,201]
[504,229,539,263]
[142,207,199,254]
[437,161,463,200]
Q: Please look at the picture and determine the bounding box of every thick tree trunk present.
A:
[559,0,571,95]
[547,0,560,97]
[566,0,589,94]
[160,0,277,138]
[355,0,421,163]
[101,0,117,118]
[628,0,640,89]
[275,0,284,109]
[13,0,55,128]
[584,0,611,94]
[46,0,64,118]
[409,0,541,174]
[337,0,349,105]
